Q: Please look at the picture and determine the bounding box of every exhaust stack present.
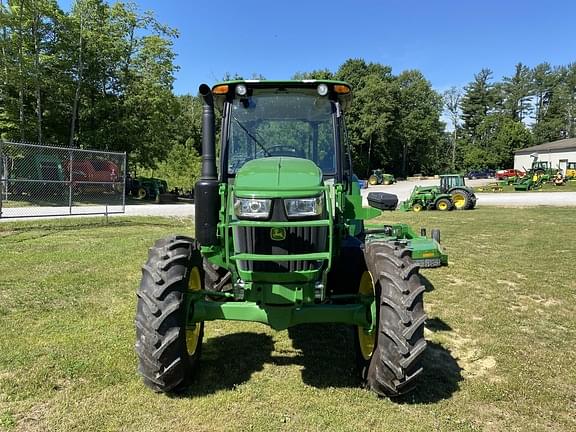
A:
[198,83,217,180]
[194,84,220,246]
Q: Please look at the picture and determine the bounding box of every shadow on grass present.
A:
[285,323,462,402]
[285,324,360,388]
[394,341,463,404]
[419,273,435,293]
[176,325,461,402]
[425,317,452,332]
[178,332,275,397]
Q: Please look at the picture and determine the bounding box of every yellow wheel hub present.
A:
[412,203,423,212]
[357,271,376,361]
[137,188,147,199]
[186,266,202,356]
[368,175,378,185]
[438,201,448,210]
[452,193,466,209]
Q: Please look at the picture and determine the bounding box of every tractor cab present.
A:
[532,161,550,171]
[439,174,466,193]
[218,82,346,180]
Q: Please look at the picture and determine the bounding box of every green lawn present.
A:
[0,209,575,431]
[0,196,179,208]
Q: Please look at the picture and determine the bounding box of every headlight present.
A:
[284,196,324,218]
[234,197,271,219]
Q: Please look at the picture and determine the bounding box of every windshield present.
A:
[227,89,336,175]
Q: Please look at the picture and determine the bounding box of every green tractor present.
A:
[513,161,555,191]
[135,80,447,398]
[128,176,168,200]
[439,174,477,210]
[368,169,395,186]
[398,186,453,212]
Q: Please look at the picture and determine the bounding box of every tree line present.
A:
[0,0,193,170]
[1,1,575,187]
[446,63,576,172]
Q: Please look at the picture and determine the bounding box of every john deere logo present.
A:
[270,227,286,241]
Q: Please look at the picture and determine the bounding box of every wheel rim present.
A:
[186,266,202,356]
[412,203,422,212]
[137,188,147,199]
[357,271,376,361]
[368,176,378,185]
[452,193,466,209]
[438,201,448,211]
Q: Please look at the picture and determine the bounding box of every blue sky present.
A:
[57,0,576,96]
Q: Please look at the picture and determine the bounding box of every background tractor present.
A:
[135,80,447,398]
[398,186,453,212]
[368,169,395,186]
[126,176,167,200]
[439,174,477,210]
[513,161,556,191]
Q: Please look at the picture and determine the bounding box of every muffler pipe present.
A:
[198,83,217,181]
[195,84,220,246]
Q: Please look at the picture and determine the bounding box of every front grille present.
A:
[234,225,328,272]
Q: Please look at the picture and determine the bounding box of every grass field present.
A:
[1,209,575,431]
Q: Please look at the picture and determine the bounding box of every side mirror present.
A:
[367,192,398,211]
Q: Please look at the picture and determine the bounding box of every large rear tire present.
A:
[450,188,471,210]
[135,235,204,393]
[359,241,427,397]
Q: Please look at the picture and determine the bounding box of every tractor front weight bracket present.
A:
[188,300,372,331]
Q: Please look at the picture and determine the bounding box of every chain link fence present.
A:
[0,141,126,219]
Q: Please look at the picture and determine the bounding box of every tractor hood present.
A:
[234,157,323,197]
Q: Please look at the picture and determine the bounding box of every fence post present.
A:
[68,149,73,215]
[122,152,127,213]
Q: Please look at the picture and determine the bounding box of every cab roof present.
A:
[210,80,353,111]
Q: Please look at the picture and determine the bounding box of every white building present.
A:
[514,138,576,172]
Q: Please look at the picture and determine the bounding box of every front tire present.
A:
[360,241,427,397]
[135,235,204,392]
[137,187,148,199]
[368,175,379,185]
[435,197,452,211]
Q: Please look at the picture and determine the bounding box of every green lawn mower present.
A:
[135,80,447,398]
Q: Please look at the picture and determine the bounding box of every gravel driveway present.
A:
[2,178,575,221]
[360,179,576,207]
